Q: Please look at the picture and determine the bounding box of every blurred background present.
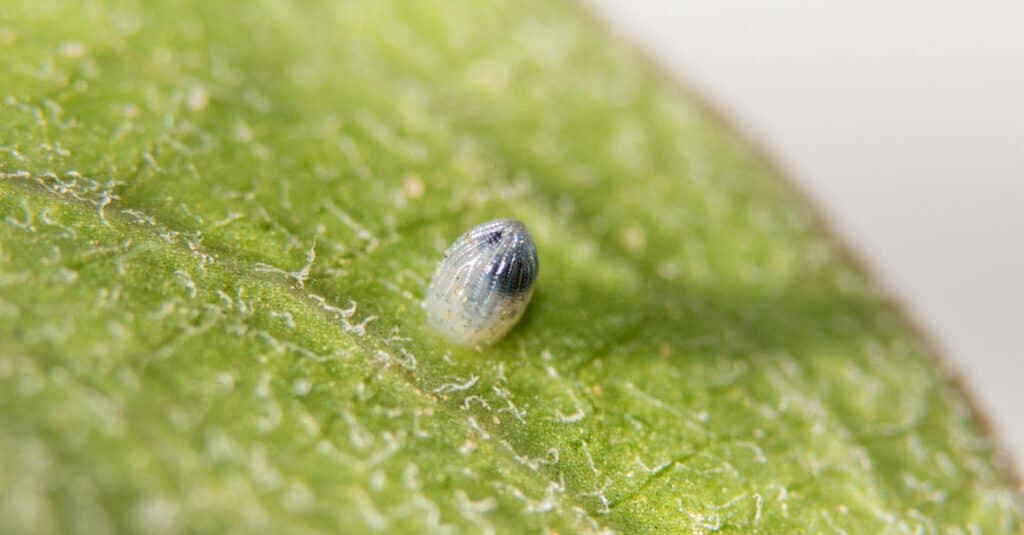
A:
[586,0,1024,465]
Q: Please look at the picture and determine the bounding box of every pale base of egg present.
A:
[425,284,534,346]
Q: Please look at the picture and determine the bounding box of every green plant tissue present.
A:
[0,0,1020,533]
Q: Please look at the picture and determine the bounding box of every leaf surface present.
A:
[1,1,1020,533]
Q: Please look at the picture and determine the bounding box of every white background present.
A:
[586,0,1024,466]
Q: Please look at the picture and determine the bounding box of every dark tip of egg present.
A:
[484,221,538,296]
[484,230,504,245]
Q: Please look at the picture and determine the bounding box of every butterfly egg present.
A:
[425,219,539,346]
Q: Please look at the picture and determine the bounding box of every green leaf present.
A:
[1,1,1019,533]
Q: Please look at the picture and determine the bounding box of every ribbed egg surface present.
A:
[425,219,539,345]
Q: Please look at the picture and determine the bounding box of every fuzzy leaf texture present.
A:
[0,1,1020,533]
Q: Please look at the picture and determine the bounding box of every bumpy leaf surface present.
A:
[1,1,1020,533]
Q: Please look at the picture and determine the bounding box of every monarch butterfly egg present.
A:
[425,219,539,346]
